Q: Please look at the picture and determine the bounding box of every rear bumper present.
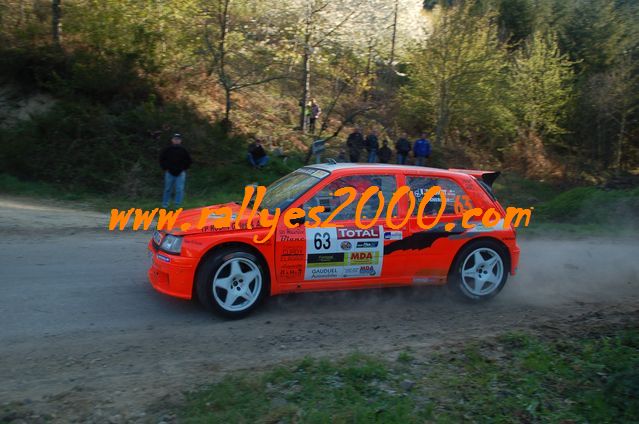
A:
[148,242,196,299]
[509,244,521,275]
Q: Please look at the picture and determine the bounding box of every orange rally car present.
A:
[148,164,520,318]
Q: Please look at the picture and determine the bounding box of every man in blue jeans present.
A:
[413,133,431,166]
[364,130,379,163]
[160,133,192,209]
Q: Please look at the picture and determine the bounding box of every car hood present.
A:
[168,202,264,236]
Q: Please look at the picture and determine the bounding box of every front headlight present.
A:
[160,234,183,254]
[152,230,163,245]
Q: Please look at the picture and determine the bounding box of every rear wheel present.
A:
[196,248,269,318]
[449,240,508,301]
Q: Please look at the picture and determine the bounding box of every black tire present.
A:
[195,248,269,318]
[448,239,509,301]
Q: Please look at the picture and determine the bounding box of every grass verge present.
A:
[178,327,639,423]
[0,155,303,211]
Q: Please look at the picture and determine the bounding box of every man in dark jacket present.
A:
[378,140,392,163]
[395,133,411,165]
[364,130,379,163]
[247,139,269,168]
[309,98,321,134]
[346,128,364,162]
[413,133,431,166]
[160,133,192,209]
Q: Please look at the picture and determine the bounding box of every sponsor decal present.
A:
[307,252,345,267]
[279,235,306,242]
[309,267,339,279]
[282,247,303,255]
[359,265,376,276]
[281,254,304,262]
[280,266,303,279]
[304,226,385,280]
[349,251,379,265]
[356,241,379,248]
[156,253,171,263]
[336,227,380,239]
[343,266,361,275]
[383,231,403,240]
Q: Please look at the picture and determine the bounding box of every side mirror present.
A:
[289,216,306,225]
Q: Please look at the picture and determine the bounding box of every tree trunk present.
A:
[388,0,399,66]
[435,81,449,145]
[218,0,231,124]
[52,0,62,46]
[298,5,313,134]
[299,48,311,133]
[363,42,373,101]
[616,113,626,176]
[224,88,232,122]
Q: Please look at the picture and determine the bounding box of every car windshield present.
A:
[259,168,328,211]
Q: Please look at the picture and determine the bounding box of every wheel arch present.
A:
[192,241,271,300]
[447,236,512,279]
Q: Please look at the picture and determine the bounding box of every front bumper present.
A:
[148,241,196,299]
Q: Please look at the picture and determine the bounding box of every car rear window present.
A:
[407,176,474,215]
[476,178,498,202]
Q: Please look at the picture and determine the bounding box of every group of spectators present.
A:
[344,128,432,166]
[159,126,434,208]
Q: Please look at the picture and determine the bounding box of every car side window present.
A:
[303,175,397,221]
[407,176,473,215]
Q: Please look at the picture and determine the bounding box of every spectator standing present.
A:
[309,98,321,134]
[346,128,364,162]
[395,133,411,165]
[364,130,379,163]
[159,133,192,209]
[247,139,269,168]
[378,140,392,163]
[413,133,431,166]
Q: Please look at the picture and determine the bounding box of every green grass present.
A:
[178,327,639,423]
[492,175,639,236]
[535,186,639,223]
[0,154,305,212]
[493,175,562,207]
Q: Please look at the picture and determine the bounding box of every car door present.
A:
[274,171,412,293]
[399,174,476,284]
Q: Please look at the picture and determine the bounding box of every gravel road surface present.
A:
[1,196,638,422]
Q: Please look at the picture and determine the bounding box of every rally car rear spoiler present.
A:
[448,169,501,188]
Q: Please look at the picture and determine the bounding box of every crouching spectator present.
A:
[248,139,269,168]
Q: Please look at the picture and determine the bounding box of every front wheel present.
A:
[449,240,509,301]
[196,248,269,318]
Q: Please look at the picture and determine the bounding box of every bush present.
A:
[536,186,639,224]
[0,47,258,195]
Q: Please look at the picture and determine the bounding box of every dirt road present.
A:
[1,196,638,423]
